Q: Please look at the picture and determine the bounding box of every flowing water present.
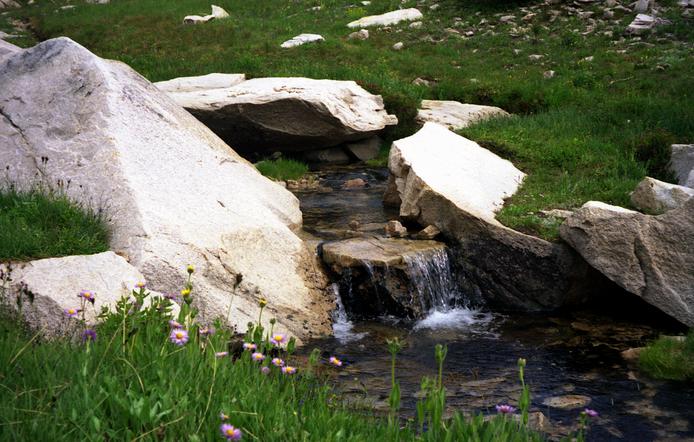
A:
[293,165,694,441]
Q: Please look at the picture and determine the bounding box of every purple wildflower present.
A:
[82,328,97,342]
[271,357,284,367]
[220,423,242,440]
[199,326,215,337]
[135,282,146,289]
[495,404,516,414]
[220,412,229,421]
[260,366,271,375]
[584,408,599,418]
[242,342,257,351]
[79,290,96,304]
[215,351,229,358]
[329,356,343,367]
[169,329,189,346]
[169,320,183,329]
[64,307,81,318]
[270,334,287,346]
[251,352,265,362]
[281,366,297,375]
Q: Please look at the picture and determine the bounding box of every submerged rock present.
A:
[386,123,597,311]
[162,77,397,154]
[320,237,453,318]
[415,100,510,131]
[0,38,332,340]
[347,8,423,28]
[542,395,592,409]
[560,200,694,327]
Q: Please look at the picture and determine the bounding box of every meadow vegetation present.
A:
[254,158,309,182]
[0,268,599,440]
[639,331,694,381]
[0,188,109,261]
[3,0,692,239]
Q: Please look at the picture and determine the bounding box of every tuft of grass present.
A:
[255,158,308,181]
[0,188,109,261]
[639,331,694,381]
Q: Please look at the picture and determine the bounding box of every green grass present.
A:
[0,188,109,261]
[0,276,590,441]
[4,0,692,239]
[255,158,309,181]
[639,331,694,381]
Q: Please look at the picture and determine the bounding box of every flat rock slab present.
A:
[2,252,156,335]
[281,33,324,48]
[322,237,446,269]
[0,37,332,340]
[415,100,510,131]
[560,200,694,326]
[165,77,398,153]
[348,8,423,28]
[154,73,246,93]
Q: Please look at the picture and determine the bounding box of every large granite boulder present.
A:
[0,38,332,340]
[386,123,597,311]
[560,200,694,326]
[630,176,694,214]
[347,8,423,28]
[154,73,246,93]
[162,76,398,154]
[415,100,510,131]
[0,39,20,62]
[670,144,694,188]
[1,252,167,336]
[320,237,457,318]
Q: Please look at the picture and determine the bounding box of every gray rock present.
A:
[630,177,694,213]
[154,73,246,93]
[163,77,398,153]
[385,220,408,238]
[0,38,332,341]
[281,33,324,48]
[0,38,19,62]
[415,225,441,240]
[347,8,423,28]
[386,123,596,311]
[542,395,592,409]
[560,200,694,326]
[415,100,510,131]
[0,0,20,8]
[634,0,650,12]
[301,146,351,164]
[345,137,381,161]
[348,29,369,40]
[670,144,694,188]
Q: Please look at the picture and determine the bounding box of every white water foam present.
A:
[331,283,368,344]
[413,307,495,332]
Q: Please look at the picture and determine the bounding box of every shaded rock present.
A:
[345,137,380,161]
[1,252,164,336]
[301,146,351,164]
[348,29,369,40]
[281,33,324,48]
[670,144,694,188]
[385,220,408,238]
[320,237,449,318]
[626,14,655,34]
[0,38,332,340]
[386,123,598,311]
[634,0,650,13]
[343,178,368,189]
[163,77,398,154]
[630,177,694,214]
[543,70,556,79]
[415,225,441,240]
[621,347,644,363]
[154,73,246,93]
[347,8,423,28]
[415,100,510,131]
[560,200,694,326]
[542,395,591,409]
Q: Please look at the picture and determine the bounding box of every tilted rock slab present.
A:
[0,38,332,340]
[415,100,510,131]
[154,73,246,93]
[164,77,398,153]
[1,252,168,336]
[560,200,694,326]
[386,123,598,311]
[347,8,423,28]
[630,176,694,214]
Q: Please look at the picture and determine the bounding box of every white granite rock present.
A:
[281,33,324,48]
[154,73,246,93]
[347,8,423,28]
[671,144,694,188]
[630,177,694,213]
[415,100,510,131]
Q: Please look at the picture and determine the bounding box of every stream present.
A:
[293,165,694,441]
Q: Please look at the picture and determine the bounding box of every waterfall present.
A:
[404,248,460,313]
[331,282,367,343]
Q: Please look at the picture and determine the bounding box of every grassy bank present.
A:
[0,188,109,261]
[639,332,694,381]
[0,272,598,441]
[3,0,692,239]
[255,158,309,181]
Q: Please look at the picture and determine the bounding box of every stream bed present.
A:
[292,165,694,441]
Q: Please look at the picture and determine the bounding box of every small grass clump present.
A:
[0,268,598,441]
[639,331,694,381]
[0,188,109,261]
[255,158,308,181]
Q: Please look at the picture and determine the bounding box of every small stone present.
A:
[281,33,324,48]
[343,178,368,189]
[522,13,537,21]
[542,395,591,409]
[528,54,543,60]
[604,10,615,18]
[348,220,361,230]
[430,3,440,10]
[634,0,650,13]
[543,70,556,79]
[385,220,408,238]
[582,55,594,62]
[539,209,572,218]
[392,42,404,50]
[409,21,423,29]
[465,30,474,37]
[348,29,369,40]
[415,225,441,240]
[499,15,516,23]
